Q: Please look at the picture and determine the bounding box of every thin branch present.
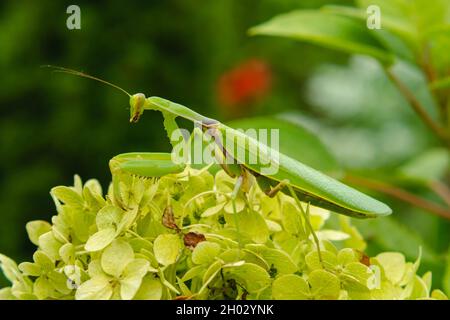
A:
[344,174,450,220]
[385,68,449,144]
[428,180,450,207]
[421,43,450,125]
[421,43,437,84]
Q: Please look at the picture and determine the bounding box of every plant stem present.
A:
[344,174,450,220]
[385,68,449,145]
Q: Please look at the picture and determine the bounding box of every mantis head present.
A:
[129,93,146,123]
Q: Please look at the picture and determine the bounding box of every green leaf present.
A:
[18,262,41,277]
[101,239,135,278]
[96,205,123,230]
[199,260,223,295]
[133,275,163,300]
[177,277,192,297]
[201,202,225,218]
[59,243,75,265]
[48,270,71,295]
[26,221,52,246]
[129,238,153,253]
[337,248,360,266]
[0,287,15,300]
[431,289,448,300]
[85,228,116,252]
[153,234,182,266]
[192,242,221,265]
[325,3,417,50]
[234,209,269,244]
[245,245,298,275]
[305,250,337,271]
[265,219,282,233]
[281,201,304,236]
[38,231,62,261]
[317,230,349,241]
[339,216,366,251]
[422,271,432,293]
[263,249,298,275]
[118,207,139,232]
[408,275,429,299]
[223,263,271,293]
[33,251,54,271]
[75,276,113,300]
[10,278,34,299]
[73,175,83,193]
[358,0,450,36]
[84,178,103,195]
[228,117,341,176]
[120,259,150,300]
[309,206,330,231]
[51,186,84,208]
[272,274,310,299]
[376,252,406,285]
[72,209,95,243]
[341,262,373,291]
[223,198,246,214]
[51,211,71,243]
[88,260,105,278]
[181,265,206,282]
[83,180,106,210]
[443,249,450,296]
[33,276,53,299]
[397,148,449,184]
[308,269,341,300]
[0,254,21,283]
[250,10,393,64]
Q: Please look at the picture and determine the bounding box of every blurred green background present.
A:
[0,0,449,290]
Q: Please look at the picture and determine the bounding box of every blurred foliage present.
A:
[1,0,450,295]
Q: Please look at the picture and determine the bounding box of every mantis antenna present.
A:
[42,65,131,97]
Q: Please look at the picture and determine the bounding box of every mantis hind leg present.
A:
[255,175,288,198]
[287,184,323,264]
[229,167,254,251]
[231,175,244,249]
[256,175,323,264]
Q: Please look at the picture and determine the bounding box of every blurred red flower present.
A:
[217,59,272,113]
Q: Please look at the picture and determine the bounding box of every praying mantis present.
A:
[48,66,392,260]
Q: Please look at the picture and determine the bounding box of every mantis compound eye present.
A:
[130,93,146,123]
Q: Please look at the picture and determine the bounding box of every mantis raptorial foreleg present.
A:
[206,127,240,178]
[162,112,181,149]
[109,153,185,209]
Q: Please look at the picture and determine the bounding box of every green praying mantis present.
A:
[48,66,392,260]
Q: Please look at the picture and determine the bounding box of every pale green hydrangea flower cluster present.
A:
[0,167,447,300]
